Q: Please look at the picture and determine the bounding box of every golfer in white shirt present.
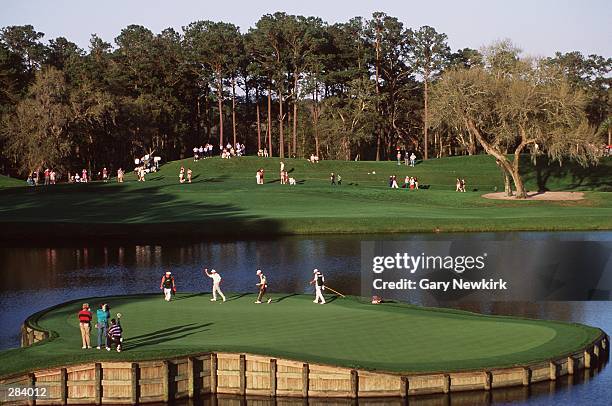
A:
[310,269,326,304]
[204,268,226,302]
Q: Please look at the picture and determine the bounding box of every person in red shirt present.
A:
[78,303,93,349]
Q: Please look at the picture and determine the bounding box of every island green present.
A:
[0,293,602,377]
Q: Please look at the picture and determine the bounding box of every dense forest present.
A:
[0,11,610,177]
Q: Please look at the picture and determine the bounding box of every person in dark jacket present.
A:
[160,271,176,301]
[107,318,123,352]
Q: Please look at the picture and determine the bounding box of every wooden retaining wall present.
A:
[1,331,608,405]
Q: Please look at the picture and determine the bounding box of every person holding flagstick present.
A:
[310,269,326,304]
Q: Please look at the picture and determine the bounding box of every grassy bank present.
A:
[0,293,602,377]
[0,174,24,188]
[0,155,610,239]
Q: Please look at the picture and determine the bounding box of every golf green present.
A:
[1,293,602,377]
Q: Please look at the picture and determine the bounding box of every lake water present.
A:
[0,231,610,405]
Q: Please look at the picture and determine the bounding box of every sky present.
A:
[2,0,611,58]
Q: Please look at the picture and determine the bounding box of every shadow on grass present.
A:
[225,293,250,302]
[0,181,284,241]
[173,293,205,301]
[521,155,612,192]
[274,293,299,302]
[123,322,212,350]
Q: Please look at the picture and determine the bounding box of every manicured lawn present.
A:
[0,155,610,238]
[0,174,24,188]
[0,293,601,377]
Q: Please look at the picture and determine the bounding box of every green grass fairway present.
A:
[0,174,24,188]
[0,155,610,238]
[0,294,602,377]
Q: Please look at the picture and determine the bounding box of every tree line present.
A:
[0,11,609,178]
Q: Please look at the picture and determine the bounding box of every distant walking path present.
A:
[483,191,585,201]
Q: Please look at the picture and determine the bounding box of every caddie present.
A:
[160,271,176,301]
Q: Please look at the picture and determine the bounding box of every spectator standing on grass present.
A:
[44,168,50,185]
[187,168,192,183]
[280,161,285,184]
[410,152,416,167]
[337,174,342,185]
[50,170,56,185]
[404,152,410,166]
[396,149,402,165]
[179,166,185,183]
[102,167,108,182]
[391,175,399,189]
[456,178,462,192]
[204,268,226,302]
[78,303,92,349]
[117,168,124,183]
[96,303,110,350]
[330,172,336,185]
[461,178,467,192]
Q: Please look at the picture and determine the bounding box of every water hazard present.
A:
[0,231,610,405]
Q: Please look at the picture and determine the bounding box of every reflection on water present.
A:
[0,231,610,405]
